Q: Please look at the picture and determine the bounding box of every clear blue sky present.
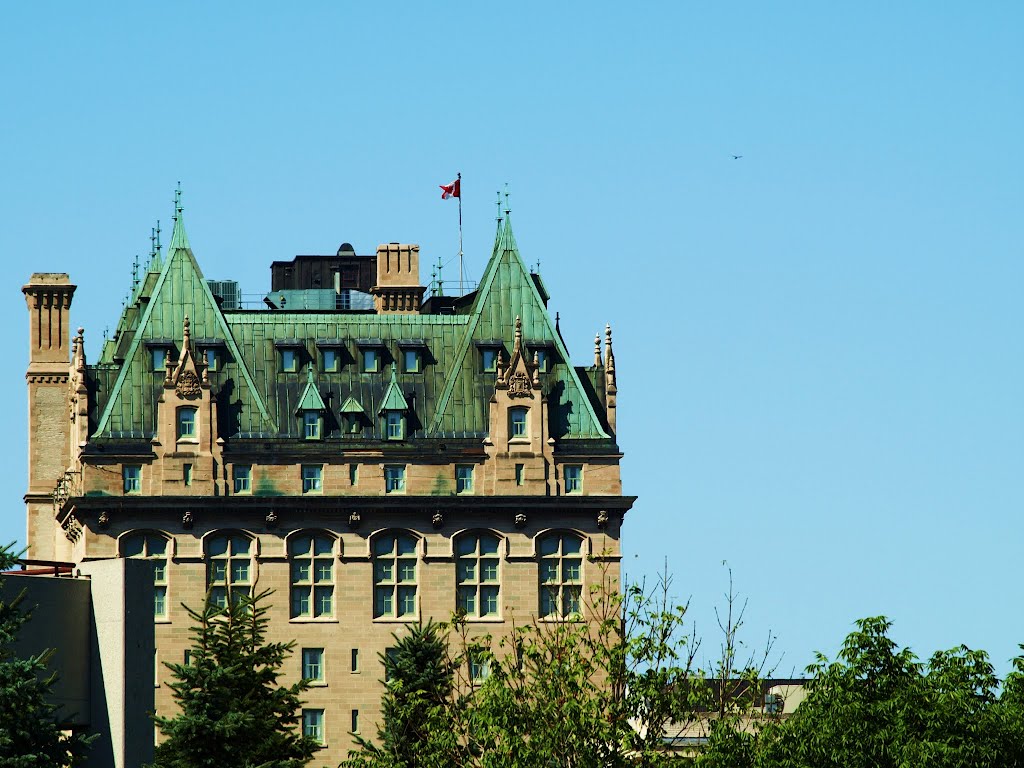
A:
[2,3,1022,674]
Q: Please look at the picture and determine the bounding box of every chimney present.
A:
[371,243,425,314]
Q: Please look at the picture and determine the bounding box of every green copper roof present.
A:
[378,366,410,413]
[295,365,328,413]
[86,211,614,444]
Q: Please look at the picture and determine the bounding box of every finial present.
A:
[605,323,616,376]
[173,182,183,220]
[436,255,444,297]
[149,227,156,258]
[307,362,315,383]
[182,314,191,350]
[594,334,602,367]
[514,315,522,347]
[495,348,505,379]
[155,219,162,252]
[555,311,560,332]
[132,255,140,293]
[504,183,510,215]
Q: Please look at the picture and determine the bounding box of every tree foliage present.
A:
[149,588,321,768]
[0,543,93,768]
[700,616,1024,768]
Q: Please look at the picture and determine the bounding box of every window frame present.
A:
[373,533,418,620]
[384,465,406,494]
[362,347,380,373]
[123,465,142,494]
[456,464,474,494]
[233,464,252,494]
[538,532,585,621]
[322,348,340,373]
[204,348,219,372]
[301,647,326,683]
[403,348,421,373]
[303,410,323,440]
[302,464,323,494]
[481,347,498,373]
[281,348,299,373]
[563,465,583,494]
[510,407,528,439]
[302,709,325,744]
[177,407,197,441]
[456,533,501,620]
[289,533,335,621]
[385,411,405,440]
[206,533,254,608]
[151,347,168,372]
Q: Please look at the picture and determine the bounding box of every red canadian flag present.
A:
[440,177,461,199]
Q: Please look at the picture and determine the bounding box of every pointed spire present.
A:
[605,324,616,381]
[296,363,328,413]
[379,363,410,412]
[167,185,191,253]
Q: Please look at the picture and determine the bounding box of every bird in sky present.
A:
[731,154,743,160]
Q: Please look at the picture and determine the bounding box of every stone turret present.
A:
[371,243,425,314]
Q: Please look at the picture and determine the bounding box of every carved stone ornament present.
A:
[514,512,527,529]
[432,511,444,530]
[507,371,533,398]
[597,510,610,530]
[176,370,201,399]
[181,510,195,529]
[62,515,82,543]
[348,510,362,529]
[265,510,279,529]
[97,511,111,530]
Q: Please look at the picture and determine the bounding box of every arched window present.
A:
[456,533,500,619]
[373,533,417,619]
[538,533,583,620]
[206,533,252,608]
[510,407,528,439]
[290,533,334,619]
[122,532,168,618]
[178,407,197,440]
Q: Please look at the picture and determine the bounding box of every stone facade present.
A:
[25,205,633,763]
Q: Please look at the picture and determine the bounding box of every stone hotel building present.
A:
[23,200,633,762]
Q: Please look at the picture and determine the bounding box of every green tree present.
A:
[343,621,465,768]
[149,588,321,768]
[0,543,92,767]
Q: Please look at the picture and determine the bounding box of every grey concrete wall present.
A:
[0,572,91,725]
[79,558,155,768]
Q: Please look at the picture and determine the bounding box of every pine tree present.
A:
[149,588,321,768]
[343,621,465,768]
[0,543,92,767]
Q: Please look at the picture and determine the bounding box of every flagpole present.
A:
[457,172,463,295]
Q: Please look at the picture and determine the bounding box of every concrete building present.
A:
[23,200,633,763]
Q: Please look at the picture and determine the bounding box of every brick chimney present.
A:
[371,243,425,314]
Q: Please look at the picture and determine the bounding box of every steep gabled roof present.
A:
[92,213,275,437]
[428,215,609,439]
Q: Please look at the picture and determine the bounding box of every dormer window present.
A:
[146,340,175,372]
[403,349,421,373]
[385,411,405,440]
[475,340,503,373]
[316,339,346,373]
[282,349,298,373]
[323,349,339,372]
[153,348,167,371]
[205,348,219,371]
[303,411,323,440]
[363,348,379,373]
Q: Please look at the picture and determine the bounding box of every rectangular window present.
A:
[282,349,298,373]
[205,348,218,372]
[302,709,325,744]
[384,465,406,494]
[482,348,497,373]
[302,465,323,494]
[456,465,474,494]
[403,349,421,373]
[349,463,358,486]
[535,348,549,373]
[233,465,251,494]
[303,411,322,440]
[351,709,360,734]
[152,348,167,371]
[510,408,528,438]
[386,411,404,440]
[183,463,193,486]
[515,463,525,486]
[183,650,192,666]
[302,648,324,682]
[470,653,491,682]
[564,465,583,494]
[322,348,339,372]
[351,648,359,672]
[362,348,379,373]
[123,465,141,494]
[178,408,197,440]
